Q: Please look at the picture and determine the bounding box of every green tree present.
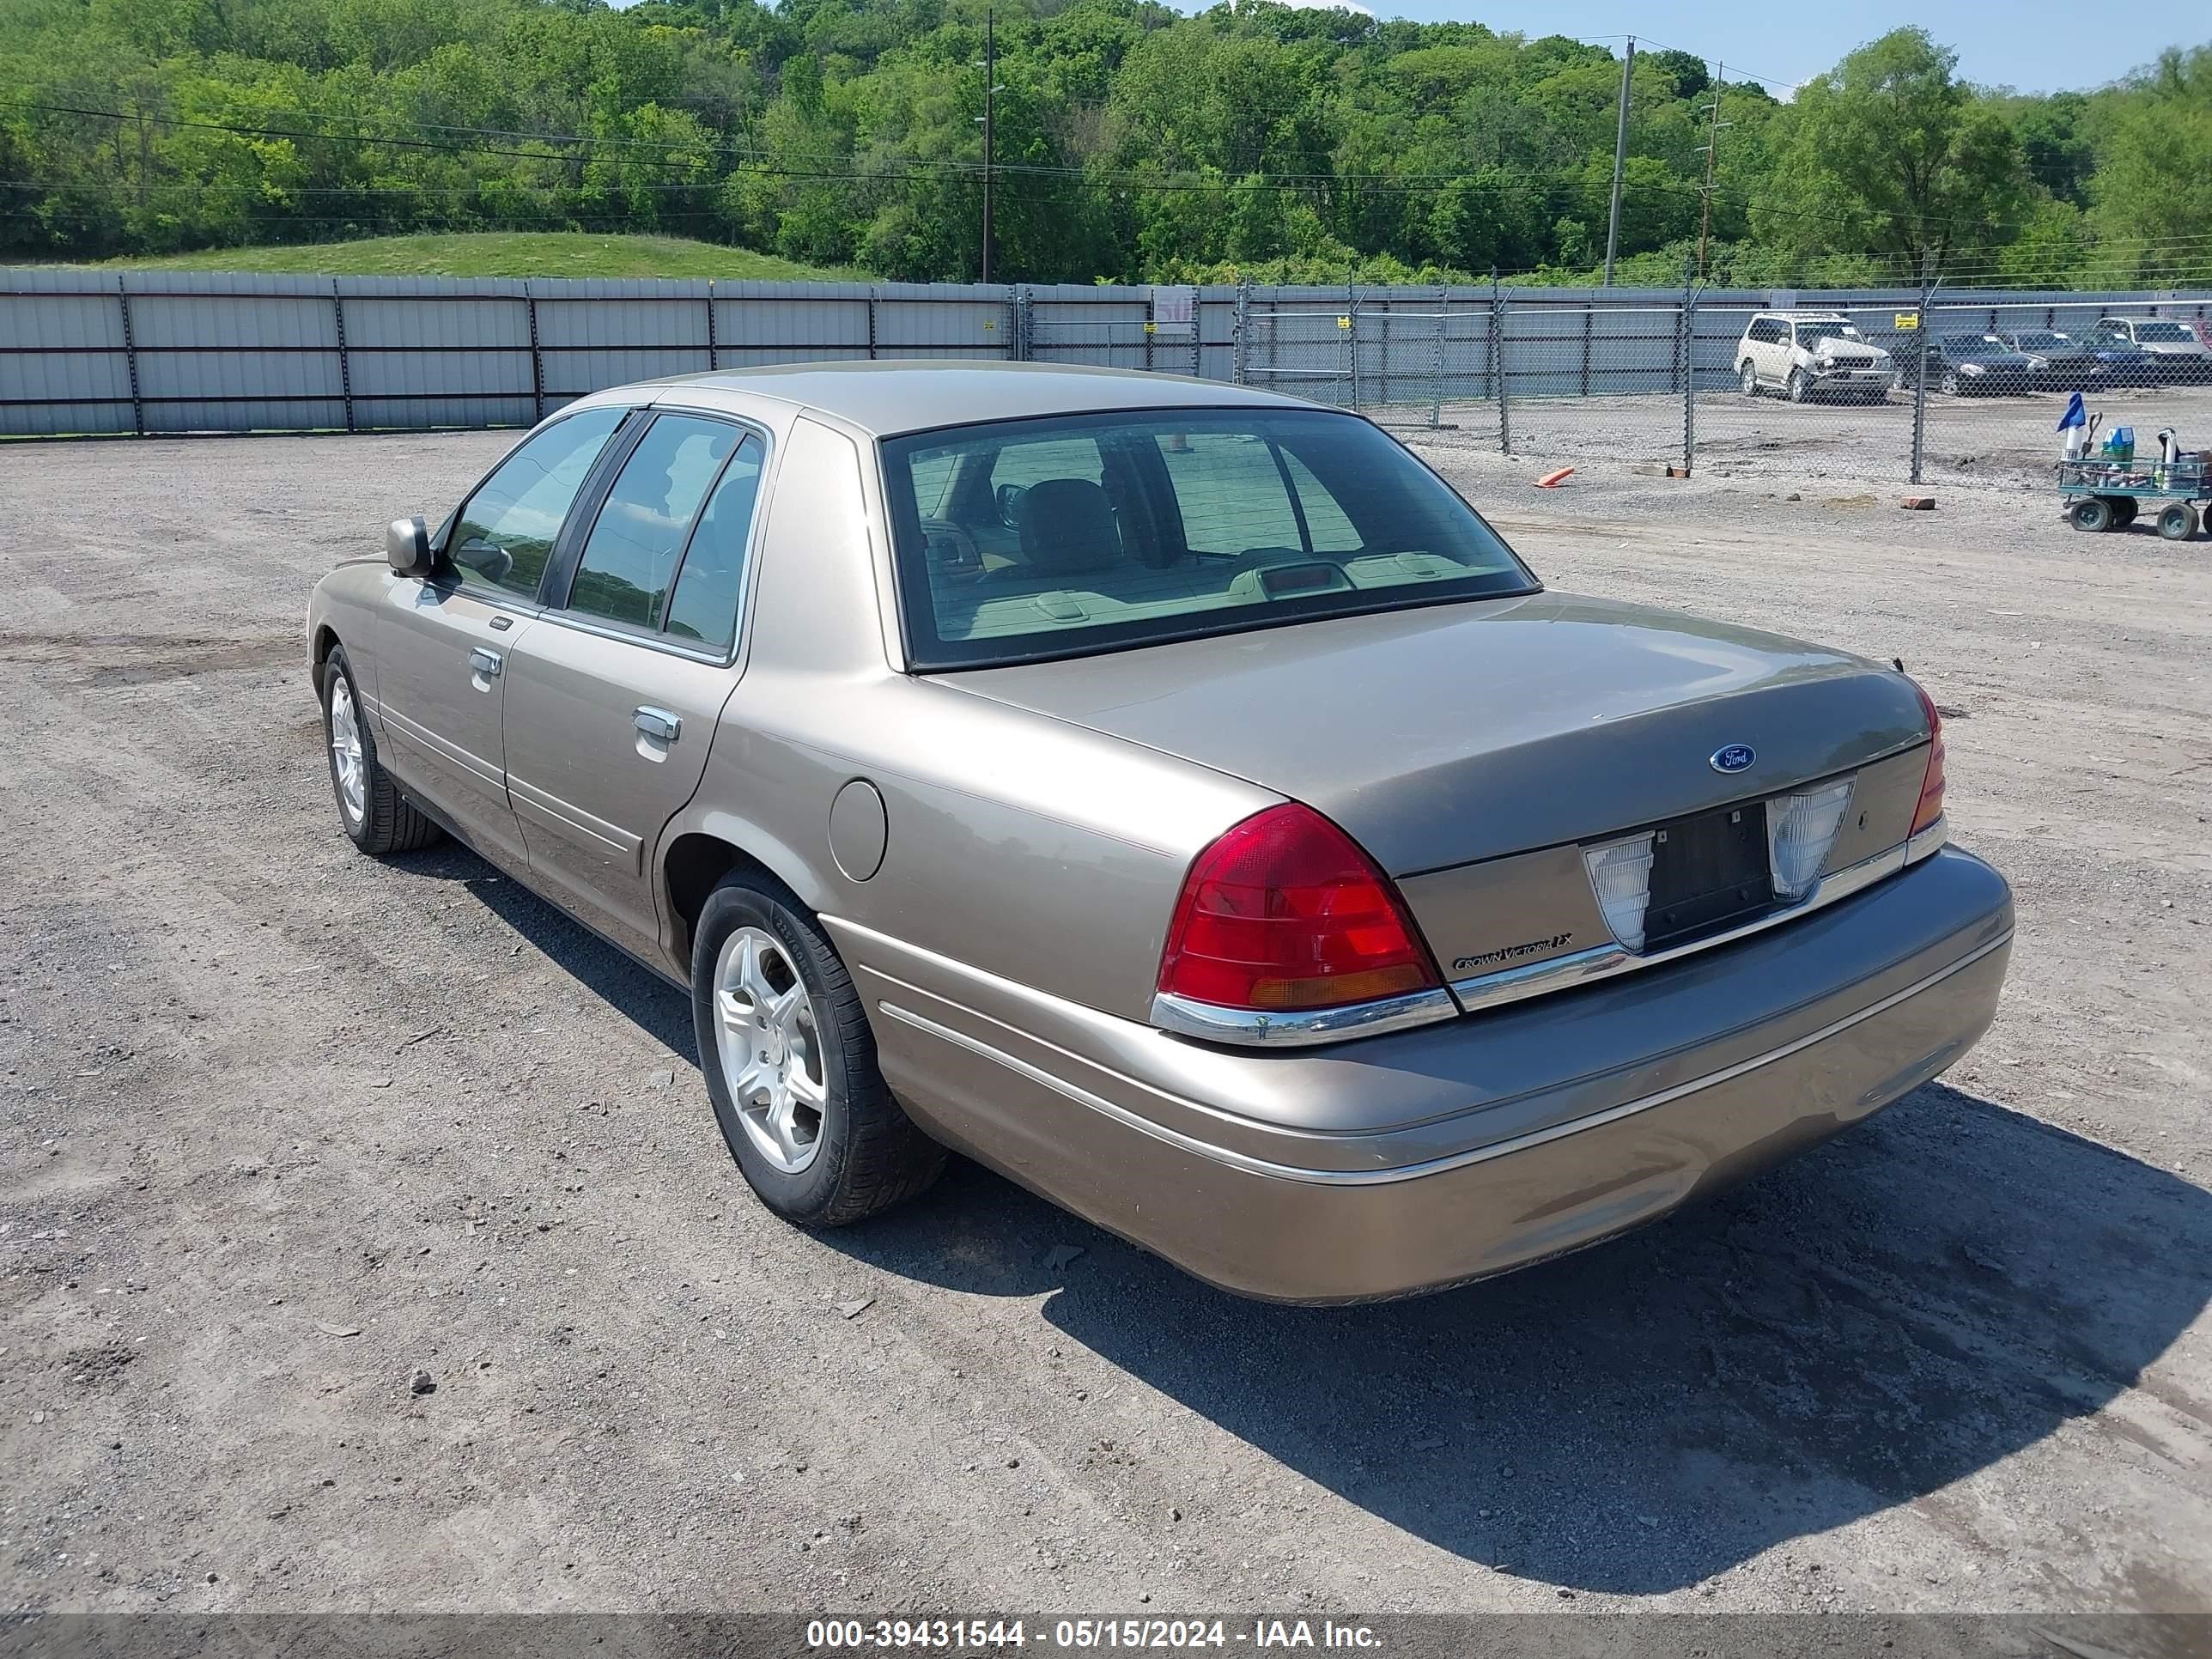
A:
[2088,46,2212,284]
[1759,27,2025,270]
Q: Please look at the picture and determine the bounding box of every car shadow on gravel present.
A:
[833,1082,2212,1595]
[417,856,2208,1595]
[410,845,700,1062]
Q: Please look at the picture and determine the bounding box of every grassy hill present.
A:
[85,232,861,282]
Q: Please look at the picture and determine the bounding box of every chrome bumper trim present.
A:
[1905,814,1948,866]
[1450,838,1911,1015]
[1149,985,1459,1048]
[881,929,2011,1189]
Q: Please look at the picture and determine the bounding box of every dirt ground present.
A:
[1,428,2208,1619]
[1438,381,2212,489]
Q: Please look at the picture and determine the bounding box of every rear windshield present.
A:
[2133,321,2193,343]
[879,408,1536,669]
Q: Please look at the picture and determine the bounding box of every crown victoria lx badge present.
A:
[1710,744,1757,774]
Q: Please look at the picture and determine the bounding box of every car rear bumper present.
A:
[837,845,2013,1304]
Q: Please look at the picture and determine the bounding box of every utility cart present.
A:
[2059,455,2207,539]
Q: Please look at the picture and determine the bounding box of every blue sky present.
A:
[1274,0,2189,95]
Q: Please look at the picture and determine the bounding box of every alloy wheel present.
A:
[328,676,366,825]
[713,926,827,1174]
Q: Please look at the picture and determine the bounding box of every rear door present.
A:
[500,410,770,964]
[1748,318,1787,385]
[374,403,629,868]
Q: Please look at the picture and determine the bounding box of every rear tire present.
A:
[2069,497,2113,532]
[2111,497,2139,528]
[691,870,945,1227]
[2157,501,2200,541]
[321,647,441,856]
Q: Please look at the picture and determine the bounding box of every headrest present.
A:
[1017,478,1121,575]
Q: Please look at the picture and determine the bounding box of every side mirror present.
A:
[386,517,434,577]
[996,482,1029,529]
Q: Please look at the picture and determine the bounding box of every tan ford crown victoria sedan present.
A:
[307,362,2013,1303]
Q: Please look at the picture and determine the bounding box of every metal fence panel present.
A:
[868,283,1016,359]
[338,278,534,429]
[709,283,872,369]
[124,273,343,433]
[0,269,133,434]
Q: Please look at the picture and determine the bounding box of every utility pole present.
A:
[973,12,1000,283]
[1694,64,1730,284]
[1601,37,1633,288]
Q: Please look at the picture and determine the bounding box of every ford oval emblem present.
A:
[1710,744,1756,774]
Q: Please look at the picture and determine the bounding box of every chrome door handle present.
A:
[634,707,681,744]
[469,647,502,678]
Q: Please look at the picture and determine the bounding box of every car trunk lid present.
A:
[946,592,1925,871]
[944,592,1930,983]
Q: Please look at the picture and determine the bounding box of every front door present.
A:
[501,412,769,964]
[371,404,629,867]
[374,585,534,869]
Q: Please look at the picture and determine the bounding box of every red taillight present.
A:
[1910,678,1947,834]
[1157,804,1441,1012]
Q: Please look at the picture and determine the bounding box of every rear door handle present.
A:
[634,707,681,744]
[469,647,502,679]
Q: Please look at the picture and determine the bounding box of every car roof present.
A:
[1756,310,1853,320]
[623,360,1310,439]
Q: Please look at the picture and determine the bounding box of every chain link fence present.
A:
[1229,283,2212,504]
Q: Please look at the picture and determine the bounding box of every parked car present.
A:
[307,364,2012,1304]
[2089,317,2212,384]
[1928,332,2038,396]
[1994,327,2159,389]
[1736,311,1895,403]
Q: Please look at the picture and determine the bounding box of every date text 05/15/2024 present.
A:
[804,1620,1386,1650]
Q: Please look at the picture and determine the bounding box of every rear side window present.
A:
[663,435,766,652]
[449,406,626,599]
[568,415,740,631]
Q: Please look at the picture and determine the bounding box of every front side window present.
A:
[448,405,627,599]
[568,414,739,631]
[881,407,1537,670]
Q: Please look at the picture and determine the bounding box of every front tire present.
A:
[691,871,945,1226]
[1787,368,1809,404]
[1740,361,1759,398]
[1942,370,1962,397]
[2069,496,2114,532]
[321,647,441,856]
[2157,502,2200,541]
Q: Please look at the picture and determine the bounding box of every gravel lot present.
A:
[1412,381,2212,490]
[2,427,2208,1619]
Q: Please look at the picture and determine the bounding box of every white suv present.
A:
[1736,312,1894,404]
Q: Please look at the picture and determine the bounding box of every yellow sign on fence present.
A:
[1894,311,1920,331]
